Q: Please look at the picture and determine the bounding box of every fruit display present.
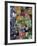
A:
[10,6,32,40]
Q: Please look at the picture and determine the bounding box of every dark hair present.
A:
[21,9,24,12]
[21,7,25,12]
